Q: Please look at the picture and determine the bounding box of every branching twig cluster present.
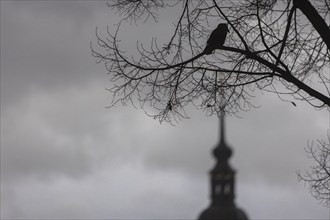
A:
[298,137,330,207]
[91,0,330,122]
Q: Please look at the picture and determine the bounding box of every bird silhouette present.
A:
[204,23,229,55]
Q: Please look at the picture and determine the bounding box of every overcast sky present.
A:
[1,1,329,219]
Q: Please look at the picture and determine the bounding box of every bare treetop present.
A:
[298,137,330,208]
[92,0,330,123]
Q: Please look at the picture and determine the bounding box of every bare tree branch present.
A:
[298,137,330,207]
[92,0,330,122]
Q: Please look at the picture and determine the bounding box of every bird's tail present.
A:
[203,45,213,55]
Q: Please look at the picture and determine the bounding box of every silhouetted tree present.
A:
[298,136,330,207]
[91,0,330,122]
[91,0,330,207]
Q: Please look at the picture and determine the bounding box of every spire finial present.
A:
[220,109,225,143]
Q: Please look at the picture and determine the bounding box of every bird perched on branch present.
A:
[203,23,229,55]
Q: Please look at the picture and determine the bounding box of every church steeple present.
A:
[211,113,235,207]
[198,112,248,220]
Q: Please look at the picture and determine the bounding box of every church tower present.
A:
[198,113,248,220]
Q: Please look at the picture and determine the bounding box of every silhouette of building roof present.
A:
[198,112,248,220]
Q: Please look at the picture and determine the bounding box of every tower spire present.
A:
[212,112,232,162]
[220,110,225,144]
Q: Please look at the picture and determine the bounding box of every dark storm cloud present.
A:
[142,93,328,186]
[142,111,217,177]
[7,1,99,26]
[1,86,94,182]
[230,97,328,185]
[0,79,170,182]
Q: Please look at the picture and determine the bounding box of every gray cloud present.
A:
[1,85,97,182]
[0,1,109,107]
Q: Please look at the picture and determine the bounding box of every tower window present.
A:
[224,184,231,194]
[215,184,222,194]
